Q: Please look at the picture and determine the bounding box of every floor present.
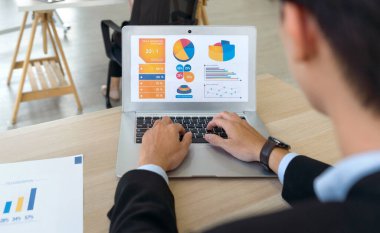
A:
[0,0,292,132]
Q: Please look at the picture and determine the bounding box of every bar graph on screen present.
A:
[204,65,240,81]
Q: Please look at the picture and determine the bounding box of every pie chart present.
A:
[173,39,195,62]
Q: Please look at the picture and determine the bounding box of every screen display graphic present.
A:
[131,35,249,102]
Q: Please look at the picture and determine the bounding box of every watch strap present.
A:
[259,139,277,171]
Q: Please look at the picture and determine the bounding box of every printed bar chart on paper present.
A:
[204,65,239,81]
[1,188,37,216]
[0,155,83,233]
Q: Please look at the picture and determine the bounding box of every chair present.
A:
[101,0,198,108]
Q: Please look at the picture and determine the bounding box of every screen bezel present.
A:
[122,26,257,113]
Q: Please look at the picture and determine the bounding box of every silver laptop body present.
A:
[116,26,274,178]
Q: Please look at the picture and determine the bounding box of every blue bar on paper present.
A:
[3,201,12,214]
[74,156,82,164]
[27,188,37,211]
[139,74,165,80]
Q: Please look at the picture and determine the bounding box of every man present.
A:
[108,0,380,232]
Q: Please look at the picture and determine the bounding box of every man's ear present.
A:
[282,2,318,62]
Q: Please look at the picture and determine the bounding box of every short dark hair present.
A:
[282,0,380,114]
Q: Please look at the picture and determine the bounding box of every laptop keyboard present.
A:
[135,115,246,143]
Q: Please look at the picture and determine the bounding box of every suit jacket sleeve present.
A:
[108,170,178,233]
[281,155,331,205]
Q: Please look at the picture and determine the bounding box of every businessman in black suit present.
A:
[108,0,380,232]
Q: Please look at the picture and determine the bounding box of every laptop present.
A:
[116,26,274,178]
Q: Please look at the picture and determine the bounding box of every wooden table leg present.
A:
[46,17,65,76]
[201,0,209,25]
[7,12,29,85]
[48,14,83,112]
[42,13,48,54]
[11,14,40,124]
[197,0,209,25]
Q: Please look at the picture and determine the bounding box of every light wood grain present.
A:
[0,74,340,233]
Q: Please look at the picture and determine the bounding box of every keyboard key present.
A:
[190,129,198,133]
[136,124,148,128]
[195,124,204,128]
[176,116,184,120]
[136,132,144,137]
[136,128,148,133]
[174,119,182,124]
[214,128,223,133]
[196,133,204,138]
[198,128,206,133]
[136,138,142,143]
[192,138,208,143]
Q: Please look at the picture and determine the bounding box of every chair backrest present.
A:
[129,0,198,25]
[170,0,198,25]
[129,0,171,25]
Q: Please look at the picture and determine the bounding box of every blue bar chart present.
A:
[1,188,37,214]
[204,65,239,81]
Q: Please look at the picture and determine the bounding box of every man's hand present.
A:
[205,112,267,162]
[139,116,192,171]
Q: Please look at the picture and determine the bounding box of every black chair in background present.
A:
[101,0,198,108]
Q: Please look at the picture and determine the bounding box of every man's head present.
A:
[280,0,380,116]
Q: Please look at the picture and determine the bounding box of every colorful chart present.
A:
[209,40,235,62]
[204,65,239,81]
[204,84,241,98]
[138,38,166,99]
[173,39,195,62]
[1,188,37,215]
[176,85,193,98]
[177,85,192,94]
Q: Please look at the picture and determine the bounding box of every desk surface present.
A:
[16,0,128,12]
[0,74,340,233]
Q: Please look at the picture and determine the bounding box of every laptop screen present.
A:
[130,35,249,103]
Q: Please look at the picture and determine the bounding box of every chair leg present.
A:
[106,73,112,109]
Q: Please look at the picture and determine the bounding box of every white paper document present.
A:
[0,155,83,233]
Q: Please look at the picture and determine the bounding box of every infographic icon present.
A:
[173,39,195,62]
[139,38,165,63]
[209,40,235,62]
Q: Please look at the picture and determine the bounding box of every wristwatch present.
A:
[259,136,291,171]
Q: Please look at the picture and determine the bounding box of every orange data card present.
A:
[139,64,165,74]
[139,39,165,63]
[139,80,165,87]
[139,86,165,93]
[139,93,165,99]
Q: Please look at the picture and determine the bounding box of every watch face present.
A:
[269,136,290,149]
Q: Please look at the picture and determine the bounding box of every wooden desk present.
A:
[0,74,340,233]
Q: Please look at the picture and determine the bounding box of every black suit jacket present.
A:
[108,156,380,233]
